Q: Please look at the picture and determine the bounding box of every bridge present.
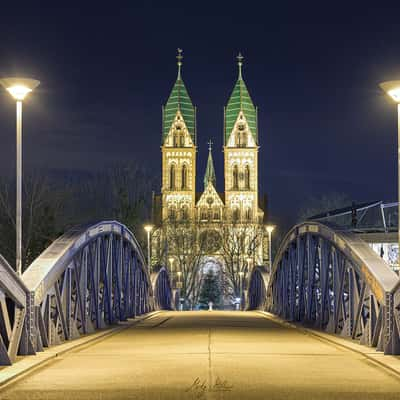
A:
[1,219,400,398]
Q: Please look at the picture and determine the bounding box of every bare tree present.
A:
[161,218,207,308]
[0,173,67,270]
[219,221,264,299]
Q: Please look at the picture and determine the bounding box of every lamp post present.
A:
[177,270,183,310]
[169,257,174,285]
[246,257,252,272]
[380,81,400,268]
[0,77,40,276]
[144,224,154,272]
[239,271,244,311]
[266,225,275,272]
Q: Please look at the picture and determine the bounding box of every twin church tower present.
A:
[159,49,265,227]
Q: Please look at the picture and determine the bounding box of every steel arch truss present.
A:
[266,222,400,354]
[247,267,268,310]
[20,221,165,354]
[152,267,173,310]
[0,255,28,364]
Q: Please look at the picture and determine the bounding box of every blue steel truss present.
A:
[0,221,172,365]
[0,255,28,364]
[263,222,400,355]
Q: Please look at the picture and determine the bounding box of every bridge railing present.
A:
[264,221,400,354]
[0,220,172,366]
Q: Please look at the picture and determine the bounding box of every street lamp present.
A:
[0,77,40,276]
[266,225,275,272]
[380,80,400,269]
[144,224,154,272]
[246,257,252,271]
[169,256,174,284]
[239,271,244,311]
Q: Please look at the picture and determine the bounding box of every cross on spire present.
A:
[237,52,243,79]
[208,139,213,152]
[177,48,183,78]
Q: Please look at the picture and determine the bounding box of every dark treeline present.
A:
[0,163,159,271]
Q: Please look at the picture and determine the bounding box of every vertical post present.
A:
[268,230,272,272]
[398,104,400,269]
[240,274,243,311]
[147,230,151,273]
[16,100,22,276]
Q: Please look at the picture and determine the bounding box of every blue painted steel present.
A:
[265,222,400,355]
[0,221,172,366]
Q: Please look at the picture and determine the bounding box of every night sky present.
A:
[0,2,399,230]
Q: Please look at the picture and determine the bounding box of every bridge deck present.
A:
[2,311,400,399]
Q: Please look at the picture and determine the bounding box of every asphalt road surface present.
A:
[2,311,400,400]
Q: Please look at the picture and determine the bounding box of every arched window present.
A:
[213,208,220,220]
[181,164,188,189]
[244,165,250,190]
[181,205,188,221]
[232,208,240,222]
[169,206,176,221]
[200,207,208,221]
[179,133,185,147]
[233,165,239,190]
[245,207,252,221]
[241,131,247,147]
[169,164,176,190]
[173,133,178,147]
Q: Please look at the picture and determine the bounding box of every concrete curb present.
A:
[0,311,163,391]
[257,311,400,379]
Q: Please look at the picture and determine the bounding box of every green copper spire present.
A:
[204,140,216,189]
[224,52,257,144]
[162,49,196,143]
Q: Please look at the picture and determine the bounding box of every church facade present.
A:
[151,50,270,305]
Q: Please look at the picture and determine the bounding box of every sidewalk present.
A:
[0,311,162,390]
[258,311,400,379]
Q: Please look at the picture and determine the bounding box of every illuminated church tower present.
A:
[223,53,263,224]
[161,49,197,222]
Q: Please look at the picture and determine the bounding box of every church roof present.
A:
[203,143,216,189]
[224,54,257,144]
[162,49,196,143]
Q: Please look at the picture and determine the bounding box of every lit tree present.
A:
[162,217,207,308]
[198,270,222,309]
[219,221,264,299]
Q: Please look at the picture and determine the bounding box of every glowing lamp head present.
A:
[144,224,154,234]
[177,271,182,277]
[266,225,275,234]
[0,77,40,101]
[169,257,174,264]
[239,271,244,277]
[380,80,400,103]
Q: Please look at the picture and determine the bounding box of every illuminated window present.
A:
[233,165,239,190]
[179,133,185,147]
[169,164,176,190]
[181,205,188,221]
[169,207,176,221]
[232,208,240,222]
[245,208,252,221]
[201,207,207,221]
[244,165,250,189]
[213,208,220,220]
[181,164,188,189]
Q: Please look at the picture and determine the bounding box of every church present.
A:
[151,50,270,306]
